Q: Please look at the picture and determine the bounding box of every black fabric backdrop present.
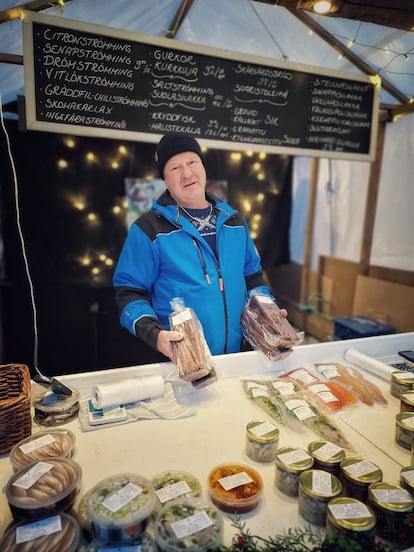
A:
[0,117,292,375]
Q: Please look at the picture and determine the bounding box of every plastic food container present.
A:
[152,470,202,514]
[0,512,80,552]
[400,390,414,412]
[87,531,156,551]
[367,482,414,544]
[340,457,382,503]
[307,440,345,477]
[274,445,314,497]
[76,490,95,542]
[298,469,342,526]
[208,463,263,514]
[10,429,76,472]
[6,457,82,521]
[32,388,80,427]
[87,473,156,542]
[245,420,279,463]
[154,497,223,551]
[395,411,414,450]
[325,497,376,545]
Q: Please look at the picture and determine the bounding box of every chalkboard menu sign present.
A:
[23,12,379,160]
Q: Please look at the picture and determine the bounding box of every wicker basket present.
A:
[0,364,32,454]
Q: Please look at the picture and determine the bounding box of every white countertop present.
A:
[1,331,414,548]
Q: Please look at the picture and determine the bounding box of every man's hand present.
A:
[156,329,183,362]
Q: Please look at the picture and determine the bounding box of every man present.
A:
[113,131,281,362]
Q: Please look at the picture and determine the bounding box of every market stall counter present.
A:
[1,332,414,550]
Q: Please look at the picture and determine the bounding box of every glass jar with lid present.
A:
[245,420,279,463]
[340,457,382,503]
[325,496,376,546]
[298,469,342,526]
[274,445,314,497]
[367,482,414,545]
[308,440,345,477]
[395,411,414,450]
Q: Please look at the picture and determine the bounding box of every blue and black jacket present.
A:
[113,190,269,356]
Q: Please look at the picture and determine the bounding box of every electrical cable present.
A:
[0,94,72,395]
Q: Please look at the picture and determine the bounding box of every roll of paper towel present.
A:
[92,375,164,409]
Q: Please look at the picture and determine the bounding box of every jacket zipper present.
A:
[192,238,229,353]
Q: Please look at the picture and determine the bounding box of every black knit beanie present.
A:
[155,132,205,178]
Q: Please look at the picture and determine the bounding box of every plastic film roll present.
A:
[344,348,395,381]
[92,375,164,409]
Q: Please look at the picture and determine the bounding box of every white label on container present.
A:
[285,398,308,410]
[328,502,372,520]
[219,471,253,491]
[19,433,56,454]
[251,388,270,398]
[277,449,311,466]
[394,372,414,381]
[249,421,277,437]
[13,461,53,490]
[314,442,342,461]
[171,510,213,539]
[310,384,339,403]
[371,488,414,503]
[16,515,62,544]
[291,369,317,385]
[246,381,268,391]
[403,393,414,401]
[102,482,143,513]
[292,405,316,421]
[171,308,192,326]
[272,381,296,395]
[312,470,332,495]
[156,481,192,503]
[403,416,414,429]
[402,470,414,483]
[256,295,274,304]
[343,460,378,477]
[316,365,340,379]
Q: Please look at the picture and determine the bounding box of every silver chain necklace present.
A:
[180,203,213,231]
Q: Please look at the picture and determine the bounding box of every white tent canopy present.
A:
[1,0,413,272]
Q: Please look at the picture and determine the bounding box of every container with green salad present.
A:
[86,473,155,543]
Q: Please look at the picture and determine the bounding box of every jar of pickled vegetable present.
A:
[325,497,376,546]
[308,440,345,477]
[367,482,414,545]
[396,412,414,450]
[274,446,314,497]
[400,466,414,497]
[391,371,414,399]
[340,457,382,503]
[298,469,342,526]
[245,420,279,463]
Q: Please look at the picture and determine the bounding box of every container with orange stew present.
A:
[208,463,263,514]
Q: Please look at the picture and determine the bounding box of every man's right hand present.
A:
[156,329,183,362]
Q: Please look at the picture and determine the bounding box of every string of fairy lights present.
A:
[57,137,271,280]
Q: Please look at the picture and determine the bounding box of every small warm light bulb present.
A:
[245,151,254,157]
[250,230,258,239]
[243,199,252,213]
[112,205,122,214]
[257,193,265,202]
[105,258,114,266]
[257,172,265,181]
[111,161,119,169]
[57,159,68,169]
[253,214,262,221]
[86,152,96,162]
[87,212,97,222]
[64,137,76,148]
[73,200,86,211]
[118,145,128,155]
[99,254,107,261]
[313,0,332,14]
[258,152,267,160]
[253,162,261,171]
[91,267,100,275]
[80,255,91,266]
[230,152,242,162]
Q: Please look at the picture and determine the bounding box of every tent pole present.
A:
[359,121,386,276]
[301,157,319,331]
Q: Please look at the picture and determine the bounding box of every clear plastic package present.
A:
[151,470,202,514]
[241,293,303,362]
[169,297,216,386]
